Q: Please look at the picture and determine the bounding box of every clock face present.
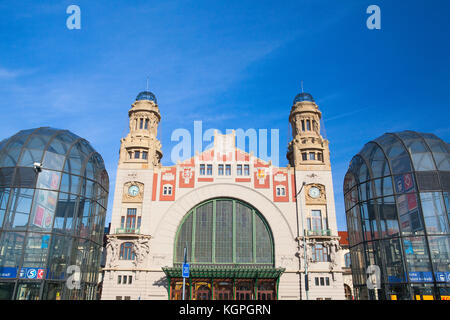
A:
[309,187,321,199]
[128,185,140,197]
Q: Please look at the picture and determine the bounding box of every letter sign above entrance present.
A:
[182,263,190,278]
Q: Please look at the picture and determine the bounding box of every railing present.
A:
[306,229,332,236]
[115,227,140,234]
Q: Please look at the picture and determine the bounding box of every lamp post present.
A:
[295,181,309,300]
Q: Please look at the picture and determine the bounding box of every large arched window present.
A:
[174,198,274,265]
[120,242,135,260]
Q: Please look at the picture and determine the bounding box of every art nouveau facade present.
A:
[100,90,346,300]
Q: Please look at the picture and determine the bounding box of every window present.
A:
[237,164,242,176]
[344,253,351,268]
[142,151,148,160]
[244,165,250,176]
[312,244,329,262]
[118,275,122,284]
[175,199,273,264]
[116,296,122,300]
[309,210,323,232]
[276,186,286,196]
[225,164,231,176]
[123,276,127,284]
[307,120,311,131]
[163,185,173,195]
[318,153,322,161]
[128,152,132,159]
[309,152,316,160]
[144,119,149,129]
[124,296,131,300]
[218,164,224,176]
[200,164,205,176]
[134,151,140,159]
[315,277,330,286]
[139,118,143,129]
[120,216,125,229]
[301,120,305,131]
[120,242,135,260]
[137,217,141,230]
[302,153,307,161]
[128,276,132,284]
[207,164,212,175]
[126,208,136,230]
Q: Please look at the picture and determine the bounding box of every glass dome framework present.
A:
[0,127,109,300]
[344,131,450,300]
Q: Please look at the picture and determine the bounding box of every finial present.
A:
[301,80,304,93]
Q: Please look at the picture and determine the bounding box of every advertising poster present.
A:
[32,189,58,229]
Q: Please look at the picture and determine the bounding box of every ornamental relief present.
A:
[122,181,144,202]
[305,183,326,205]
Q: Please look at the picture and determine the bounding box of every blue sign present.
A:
[182,263,190,278]
[19,267,45,279]
[0,267,18,279]
[409,272,433,282]
[41,235,50,249]
[435,272,450,282]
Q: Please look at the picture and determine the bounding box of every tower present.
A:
[287,92,330,170]
[287,90,343,299]
[119,91,162,168]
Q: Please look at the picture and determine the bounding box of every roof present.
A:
[338,231,349,246]
[162,265,285,279]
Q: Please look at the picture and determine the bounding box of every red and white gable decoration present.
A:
[179,165,195,188]
[159,167,176,201]
[254,159,270,189]
[273,170,289,202]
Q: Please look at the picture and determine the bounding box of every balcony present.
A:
[306,229,332,237]
[115,227,140,235]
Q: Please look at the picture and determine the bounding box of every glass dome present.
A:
[0,127,109,300]
[293,92,314,104]
[136,91,157,103]
[343,130,450,301]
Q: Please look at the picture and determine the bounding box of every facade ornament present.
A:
[325,238,341,271]
[133,236,151,267]
[106,236,120,268]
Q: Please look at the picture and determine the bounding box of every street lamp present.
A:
[295,181,309,300]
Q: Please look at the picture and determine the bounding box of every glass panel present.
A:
[420,192,449,234]
[194,202,213,263]
[3,188,34,230]
[0,231,25,268]
[255,214,272,263]
[422,136,450,171]
[215,200,233,263]
[0,282,15,300]
[428,236,450,278]
[376,134,412,174]
[377,196,400,238]
[236,202,253,263]
[22,232,50,268]
[403,236,433,282]
[47,234,69,280]
[176,214,193,263]
[29,189,58,231]
[15,282,41,300]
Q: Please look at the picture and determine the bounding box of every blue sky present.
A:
[0,0,449,231]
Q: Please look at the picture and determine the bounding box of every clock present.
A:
[309,187,321,199]
[128,185,140,197]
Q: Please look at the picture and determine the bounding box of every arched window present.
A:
[120,242,135,260]
[174,198,274,265]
